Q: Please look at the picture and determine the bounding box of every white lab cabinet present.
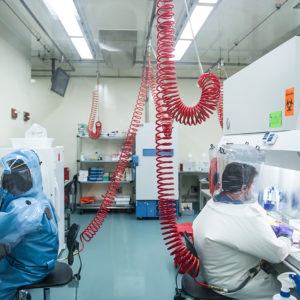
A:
[224,36,300,135]
[0,147,65,254]
[219,36,300,272]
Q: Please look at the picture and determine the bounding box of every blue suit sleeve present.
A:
[0,199,42,244]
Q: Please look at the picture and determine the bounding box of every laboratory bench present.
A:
[178,171,208,214]
[199,188,211,210]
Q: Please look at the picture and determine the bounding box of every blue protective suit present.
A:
[0,149,58,300]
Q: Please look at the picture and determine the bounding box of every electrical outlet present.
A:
[11,108,18,119]
[23,112,30,121]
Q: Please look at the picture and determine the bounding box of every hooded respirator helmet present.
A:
[213,144,265,202]
[0,158,33,197]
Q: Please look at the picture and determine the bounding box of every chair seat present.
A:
[181,273,232,299]
[19,262,73,290]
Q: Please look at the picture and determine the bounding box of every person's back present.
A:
[193,199,290,299]
[0,149,58,300]
[193,154,292,300]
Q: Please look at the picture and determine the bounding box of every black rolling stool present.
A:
[175,231,233,300]
[17,223,82,300]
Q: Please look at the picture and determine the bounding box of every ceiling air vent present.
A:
[98,30,137,70]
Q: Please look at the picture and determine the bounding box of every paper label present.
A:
[269,111,282,128]
[285,88,294,116]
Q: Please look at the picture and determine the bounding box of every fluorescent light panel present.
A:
[71,38,93,59]
[180,5,213,39]
[44,0,83,36]
[174,40,192,61]
[43,0,93,59]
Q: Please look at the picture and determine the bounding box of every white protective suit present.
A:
[193,198,292,300]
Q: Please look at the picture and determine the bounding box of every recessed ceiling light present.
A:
[71,38,93,59]
[180,5,213,39]
[174,40,192,61]
[43,0,83,37]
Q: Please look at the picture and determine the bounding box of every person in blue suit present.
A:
[0,149,58,300]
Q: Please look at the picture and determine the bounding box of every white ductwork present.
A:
[98,30,137,69]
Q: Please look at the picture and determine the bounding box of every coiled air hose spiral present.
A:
[80,59,153,251]
[88,88,102,139]
[155,0,225,292]
[156,0,220,126]
[217,75,224,129]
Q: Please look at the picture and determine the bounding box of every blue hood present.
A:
[0,148,58,299]
[0,148,44,211]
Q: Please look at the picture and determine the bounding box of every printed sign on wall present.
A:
[285,88,294,116]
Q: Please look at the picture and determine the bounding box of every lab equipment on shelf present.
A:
[178,171,208,214]
[183,153,196,171]
[76,134,135,214]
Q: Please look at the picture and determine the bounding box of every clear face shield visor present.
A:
[214,144,265,203]
[0,158,33,196]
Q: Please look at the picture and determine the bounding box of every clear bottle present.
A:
[183,153,196,171]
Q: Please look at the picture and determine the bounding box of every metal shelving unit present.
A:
[78,180,133,184]
[76,135,135,213]
[80,159,132,163]
[78,200,134,214]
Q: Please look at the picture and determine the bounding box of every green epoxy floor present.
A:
[30,212,194,300]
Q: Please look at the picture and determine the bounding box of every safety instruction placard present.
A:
[269,111,282,128]
[285,88,294,116]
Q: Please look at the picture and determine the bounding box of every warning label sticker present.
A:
[285,88,294,116]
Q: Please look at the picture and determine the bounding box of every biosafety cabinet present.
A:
[221,36,300,273]
[224,36,300,135]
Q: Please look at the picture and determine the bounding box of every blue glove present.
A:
[289,274,300,297]
[271,224,293,239]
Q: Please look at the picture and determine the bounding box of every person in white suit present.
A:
[193,157,293,300]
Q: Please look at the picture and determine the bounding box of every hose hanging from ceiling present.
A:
[88,72,102,139]
[79,58,154,251]
[156,0,220,126]
[217,62,224,129]
[155,0,226,292]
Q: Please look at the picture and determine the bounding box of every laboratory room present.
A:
[2,0,300,300]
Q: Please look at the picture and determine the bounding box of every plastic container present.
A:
[103,173,109,181]
[183,154,196,172]
[80,197,95,204]
[273,294,297,300]
[10,138,54,149]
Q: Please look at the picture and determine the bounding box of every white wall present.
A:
[0,8,33,147]
[30,77,222,176]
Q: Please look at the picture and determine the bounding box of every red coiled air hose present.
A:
[155,0,222,289]
[156,0,220,126]
[88,89,102,139]
[79,60,153,251]
[217,76,224,129]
